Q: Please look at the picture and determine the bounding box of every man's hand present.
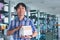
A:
[7,26,22,36]
[25,35,32,38]
[21,35,32,38]
[15,26,22,31]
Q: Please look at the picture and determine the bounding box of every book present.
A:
[19,26,32,36]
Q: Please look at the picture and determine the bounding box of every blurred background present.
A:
[0,0,60,40]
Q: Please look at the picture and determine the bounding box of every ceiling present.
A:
[4,0,60,17]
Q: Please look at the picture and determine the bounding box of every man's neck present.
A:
[19,15,24,21]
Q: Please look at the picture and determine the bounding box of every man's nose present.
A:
[20,9,22,11]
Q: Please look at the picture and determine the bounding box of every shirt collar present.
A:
[15,16,27,21]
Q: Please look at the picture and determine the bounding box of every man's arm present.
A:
[24,20,37,38]
[7,20,22,36]
[30,20,37,38]
[7,27,20,36]
[32,31,37,38]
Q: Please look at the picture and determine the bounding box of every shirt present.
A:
[8,16,37,40]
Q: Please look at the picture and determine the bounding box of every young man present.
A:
[7,3,37,40]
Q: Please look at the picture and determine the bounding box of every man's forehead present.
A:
[19,5,25,8]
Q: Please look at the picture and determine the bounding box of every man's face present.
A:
[17,5,26,16]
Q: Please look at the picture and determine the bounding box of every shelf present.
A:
[0,10,8,13]
[29,16,37,19]
[39,18,45,20]
[30,10,36,12]
[0,0,8,4]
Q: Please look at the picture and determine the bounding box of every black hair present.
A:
[14,3,27,10]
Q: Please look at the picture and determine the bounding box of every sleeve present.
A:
[7,20,15,31]
[29,20,37,32]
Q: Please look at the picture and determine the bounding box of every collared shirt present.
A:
[8,16,37,40]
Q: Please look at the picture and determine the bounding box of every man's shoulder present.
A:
[25,17,32,22]
[11,17,17,22]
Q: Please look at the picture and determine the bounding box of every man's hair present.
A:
[14,3,27,10]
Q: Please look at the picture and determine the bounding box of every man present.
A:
[7,3,37,40]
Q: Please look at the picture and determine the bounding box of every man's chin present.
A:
[19,15,24,16]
